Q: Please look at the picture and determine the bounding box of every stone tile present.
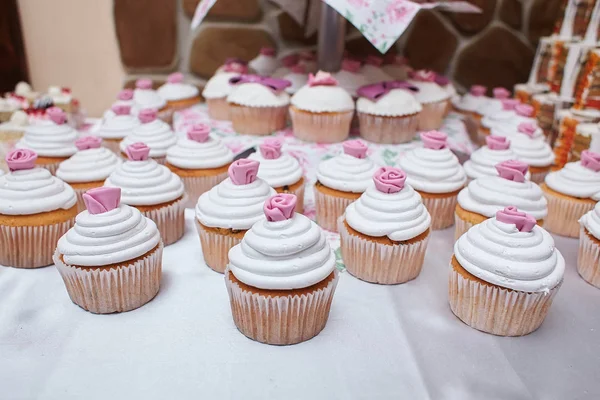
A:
[529,0,565,44]
[500,0,522,30]
[183,0,262,22]
[278,12,317,45]
[447,0,497,35]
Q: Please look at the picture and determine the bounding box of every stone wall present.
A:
[113,0,565,95]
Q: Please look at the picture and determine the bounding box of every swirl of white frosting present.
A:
[104,160,185,206]
[476,98,504,117]
[357,89,422,117]
[57,204,161,267]
[157,82,199,101]
[202,72,239,99]
[56,148,122,183]
[463,146,519,180]
[399,148,466,193]
[227,83,290,107]
[454,217,565,292]
[133,88,166,111]
[166,136,233,169]
[291,84,354,112]
[16,121,78,157]
[510,134,554,167]
[333,70,369,97]
[196,177,276,230]
[316,153,379,193]
[545,162,600,200]
[452,94,486,112]
[345,184,431,241]
[0,168,77,215]
[580,202,600,240]
[96,114,140,139]
[228,213,335,290]
[408,80,450,103]
[481,110,515,130]
[248,152,303,187]
[120,119,177,158]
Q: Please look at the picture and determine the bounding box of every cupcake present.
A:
[56,136,122,212]
[282,64,308,95]
[399,131,466,230]
[165,124,234,208]
[475,87,511,119]
[202,61,248,121]
[360,55,392,84]
[105,143,186,246]
[227,75,291,135]
[54,187,162,314]
[333,58,369,98]
[47,86,76,113]
[95,104,140,153]
[248,138,305,213]
[248,47,279,76]
[578,202,600,288]
[272,53,300,78]
[195,159,276,273]
[455,160,547,239]
[542,150,600,237]
[433,74,457,116]
[356,81,422,144]
[290,71,354,143]
[226,193,337,345]
[119,109,177,165]
[0,149,77,268]
[314,140,379,232]
[493,104,537,136]
[157,72,201,112]
[339,167,431,284]
[463,136,524,181]
[409,70,451,130]
[450,206,564,336]
[15,107,77,175]
[479,98,520,137]
[297,51,317,73]
[451,85,488,118]
[132,78,170,123]
[103,89,135,119]
[0,97,19,122]
[381,54,412,81]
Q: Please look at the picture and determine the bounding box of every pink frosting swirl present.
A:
[343,140,368,159]
[515,104,534,117]
[341,58,361,73]
[47,107,67,125]
[308,71,338,87]
[187,124,210,143]
[581,150,600,172]
[517,122,537,138]
[373,167,406,194]
[228,159,259,185]
[501,99,520,110]
[125,142,150,161]
[136,78,153,90]
[495,160,528,183]
[167,72,184,84]
[260,47,276,56]
[259,138,282,160]
[117,89,134,101]
[486,135,510,150]
[421,131,448,150]
[83,187,121,215]
[6,149,37,171]
[263,194,297,222]
[470,85,487,96]
[112,104,131,116]
[138,108,157,123]
[496,206,536,232]
[493,87,510,99]
[75,136,102,150]
[364,55,383,66]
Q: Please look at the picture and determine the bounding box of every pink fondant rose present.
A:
[517,122,537,138]
[75,136,102,150]
[343,140,368,159]
[496,206,536,232]
[83,187,121,215]
[167,72,184,84]
[125,142,150,161]
[581,150,600,172]
[495,160,528,183]
[6,149,37,171]
[47,107,67,125]
[260,138,282,160]
[421,131,448,150]
[138,108,157,123]
[501,99,520,110]
[228,159,259,185]
[136,78,153,90]
[187,124,210,143]
[486,135,510,150]
[493,87,510,99]
[264,194,297,222]
[112,104,131,116]
[308,71,338,87]
[470,85,487,97]
[373,167,407,194]
[515,104,534,117]
[117,89,133,101]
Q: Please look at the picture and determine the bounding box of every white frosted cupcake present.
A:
[298,51,317,73]
[455,160,547,239]
[282,64,308,95]
[103,89,135,119]
[95,104,140,153]
[248,47,279,76]
[475,87,511,119]
[225,193,338,345]
[479,98,520,136]
[195,159,276,273]
[339,167,431,284]
[314,140,379,232]
[165,124,233,208]
[105,142,186,246]
[356,81,422,144]
[450,206,564,336]
[202,61,248,121]
[248,138,305,213]
[227,75,291,135]
[290,71,355,143]
[157,72,201,113]
[399,131,466,230]
[578,203,600,289]
[451,85,488,117]
[132,78,170,122]
[360,55,392,84]
[54,187,162,314]
[119,109,177,165]
[272,53,300,78]
[16,107,78,175]
[409,70,451,130]
[333,58,369,98]
[56,136,122,212]
[463,135,525,181]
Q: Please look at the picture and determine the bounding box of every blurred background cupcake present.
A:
[202,61,248,121]
[578,202,600,289]
[282,64,308,95]
[103,89,135,119]
[248,47,279,76]
[409,70,450,130]
[157,72,201,113]
[132,78,170,123]
[95,104,140,153]
[360,55,392,84]
[333,58,369,98]
[451,85,488,119]
[381,54,411,80]
[119,109,177,165]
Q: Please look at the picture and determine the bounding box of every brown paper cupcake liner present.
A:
[225,269,338,345]
[418,100,447,131]
[181,171,229,208]
[206,98,230,121]
[357,112,419,144]
[195,220,245,273]
[54,244,163,314]
[314,187,357,232]
[275,181,305,215]
[542,185,595,238]
[290,107,353,143]
[577,228,600,289]
[419,191,459,230]
[140,195,187,246]
[338,218,429,284]
[229,104,288,135]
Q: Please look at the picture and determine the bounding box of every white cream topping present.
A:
[195,177,276,230]
[408,80,450,103]
[228,213,335,290]
[166,136,233,170]
[248,152,303,188]
[57,204,161,267]
[333,70,369,98]
[56,148,122,183]
[202,72,239,99]
[291,84,354,112]
[360,65,392,84]
[481,110,515,130]
[454,217,564,292]
[157,82,199,101]
[0,168,76,215]
[96,114,140,140]
[357,89,422,117]
[509,134,554,167]
[48,86,71,104]
[399,148,466,193]
[283,72,308,95]
[545,162,600,200]
[477,98,505,117]
[120,119,177,158]
[452,94,486,112]
[316,153,379,193]
[248,54,279,76]
[463,146,520,180]
[16,121,78,157]
[227,83,290,108]
[133,88,166,111]
[104,160,185,206]
[580,202,600,240]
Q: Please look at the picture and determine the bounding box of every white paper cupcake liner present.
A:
[206,98,230,121]
[290,107,353,143]
[454,211,474,240]
[229,104,288,135]
[418,100,447,131]
[578,228,600,289]
[195,220,245,273]
[448,262,561,336]
[419,191,459,230]
[314,186,358,232]
[338,217,429,284]
[357,112,419,144]
[225,269,339,345]
[543,188,595,238]
[54,244,163,314]
[181,171,229,208]
[140,195,187,246]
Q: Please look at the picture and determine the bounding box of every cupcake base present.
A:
[449,255,561,336]
[54,244,163,314]
[418,100,447,131]
[195,220,246,273]
[541,183,596,238]
[357,112,419,144]
[225,269,338,345]
[229,103,287,135]
[274,177,305,214]
[289,106,353,143]
[454,204,544,240]
[166,162,231,208]
[338,218,429,284]
[36,155,69,175]
[418,189,461,230]
[314,181,361,232]
[206,98,230,121]
[136,195,187,246]
[69,180,105,213]
[578,228,600,289]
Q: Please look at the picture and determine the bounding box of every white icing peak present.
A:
[317,153,379,193]
[227,83,290,107]
[133,88,166,111]
[228,213,335,290]
[463,146,519,180]
[17,120,78,157]
[409,80,450,103]
[545,161,600,200]
[166,136,233,170]
[248,151,303,187]
[291,84,354,112]
[399,147,466,193]
[56,148,122,183]
[0,168,77,215]
[96,114,140,139]
[580,202,600,240]
[120,119,177,158]
[357,88,422,116]
[157,81,199,101]
[454,217,564,292]
[202,72,239,99]
[57,204,161,267]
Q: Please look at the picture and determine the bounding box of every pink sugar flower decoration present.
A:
[6,149,37,171]
[373,167,406,194]
[125,142,150,161]
[290,64,306,74]
[112,104,131,116]
[493,87,510,99]
[136,78,153,90]
[501,99,520,110]
[117,89,133,101]
[495,160,528,183]
[167,72,184,84]
[421,131,448,150]
[486,135,510,150]
[75,136,102,151]
[187,124,210,143]
[308,71,338,87]
[496,206,536,232]
[260,138,282,160]
[47,107,67,125]
[83,187,121,215]
[410,70,436,82]
[228,159,259,185]
[138,108,157,123]
[343,140,368,159]
[515,104,534,117]
[581,150,600,172]
[264,194,297,222]
[517,122,537,138]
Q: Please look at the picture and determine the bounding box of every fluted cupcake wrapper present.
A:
[195,220,244,273]
[39,161,61,176]
[276,182,305,215]
[357,112,419,144]
[289,108,353,143]
[338,217,429,284]
[454,212,474,240]
[419,191,458,230]
[230,105,288,135]
[181,171,229,208]
[578,227,600,289]
[206,98,230,121]
[54,244,163,314]
[448,263,561,336]
[543,189,594,238]
[314,188,357,232]
[418,100,447,131]
[225,269,338,345]
[140,195,187,246]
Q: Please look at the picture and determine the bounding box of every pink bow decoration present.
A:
[136,78,153,90]
[187,124,210,143]
[75,136,102,151]
[83,187,121,215]
[495,160,528,183]
[410,70,436,82]
[264,194,297,222]
[308,71,338,87]
[493,87,510,99]
[47,107,67,125]
[515,104,534,117]
[228,159,259,185]
[470,85,487,97]
[290,64,306,74]
[223,62,248,74]
[167,72,184,84]
[117,89,134,101]
[341,58,361,73]
[357,81,418,102]
[364,55,383,67]
[581,150,600,172]
[501,99,520,110]
[486,135,510,150]
[260,138,282,160]
[125,142,150,161]
[281,54,300,68]
[138,108,157,123]
[373,167,407,194]
[229,75,291,92]
[343,140,368,159]
[260,47,276,56]
[421,131,448,150]
[5,149,37,171]
[517,122,538,138]
[496,206,536,232]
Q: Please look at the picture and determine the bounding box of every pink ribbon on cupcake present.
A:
[260,138,282,159]
[264,193,297,222]
[229,159,259,185]
[421,131,448,150]
[5,149,37,171]
[125,142,150,161]
[581,150,600,172]
[373,167,407,194]
[496,160,528,183]
[486,135,510,150]
[187,124,211,143]
[75,136,102,150]
[343,140,368,159]
[83,187,122,215]
[496,206,536,232]
[409,70,436,82]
